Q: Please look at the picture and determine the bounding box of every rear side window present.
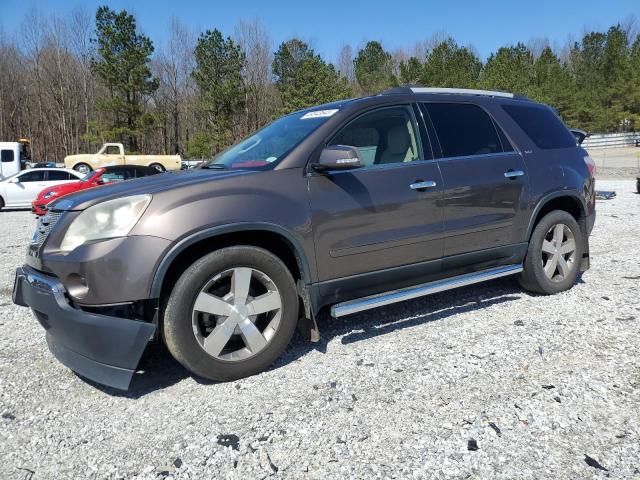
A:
[424,103,503,158]
[1,149,14,162]
[47,170,74,181]
[502,104,575,149]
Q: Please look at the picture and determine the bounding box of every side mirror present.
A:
[313,145,363,173]
[9,177,20,183]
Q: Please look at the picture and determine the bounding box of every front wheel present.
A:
[162,246,299,382]
[73,163,92,174]
[519,210,584,295]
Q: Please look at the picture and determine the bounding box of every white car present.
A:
[0,168,83,211]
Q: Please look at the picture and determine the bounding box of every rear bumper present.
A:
[13,266,155,390]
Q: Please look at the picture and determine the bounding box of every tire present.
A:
[0,196,4,211]
[519,210,584,295]
[149,163,165,172]
[163,246,299,382]
[73,163,92,174]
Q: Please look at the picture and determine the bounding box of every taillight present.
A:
[584,155,596,177]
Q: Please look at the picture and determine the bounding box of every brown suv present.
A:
[13,88,596,390]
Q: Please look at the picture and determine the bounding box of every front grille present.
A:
[31,210,63,248]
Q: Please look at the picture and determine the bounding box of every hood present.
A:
[50,168,257,211]
[39,181,83,198]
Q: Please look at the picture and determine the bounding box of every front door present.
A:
[309,105,444,291]
[421,102,529,258]
[6,170,47,205]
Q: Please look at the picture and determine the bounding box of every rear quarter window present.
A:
[502,104,575,149]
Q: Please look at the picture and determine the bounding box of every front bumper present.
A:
[13,266,156,390]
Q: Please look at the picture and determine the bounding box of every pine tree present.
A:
[354,41,396,94]
[480,43,535,95]
[422,39,481,88]
[91,6,159,152]
[192,29,246,154]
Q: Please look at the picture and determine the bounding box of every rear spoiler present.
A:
[570,129,589,146]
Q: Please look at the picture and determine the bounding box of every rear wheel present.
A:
[73,163,91,174]
[519,210,584,295]
[0,196,4,211]
[163,246,299,381]
[149,163,165,172]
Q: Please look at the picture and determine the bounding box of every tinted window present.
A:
[1,149,14,163]
[494,119,515,152]
[47,170,74,181]
[329,106,423,166]
[101,168,130,183]
[134,167,158,177]
[17,171,45,182]
[502,104,575,149]
[424,103,502,158]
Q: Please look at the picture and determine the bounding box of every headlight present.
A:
[43,191,58,200]
[60,195,151,252]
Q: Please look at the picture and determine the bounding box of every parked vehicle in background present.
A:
[0,168,82,210]
[0,139,31,180]
[32,165,162,216]
[64,143,181,174]
[13,87,596,390]
[30,162,59,169]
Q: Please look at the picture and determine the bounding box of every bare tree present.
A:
[337,43,355,82]
[235,18,273,134]
[155,17,196,154]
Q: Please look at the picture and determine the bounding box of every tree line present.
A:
[0,6,638,161]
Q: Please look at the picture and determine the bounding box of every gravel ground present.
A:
[0,180,639,479]
[589,147,640,179]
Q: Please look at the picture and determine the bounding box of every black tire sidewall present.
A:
[523,211,584,294]
[163,246,299,382]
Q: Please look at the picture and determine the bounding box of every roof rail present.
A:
[410,87,514,98]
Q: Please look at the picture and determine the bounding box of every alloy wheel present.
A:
[541,224,577,282]
[191,267,282,361]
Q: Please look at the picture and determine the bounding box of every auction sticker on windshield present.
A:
[300,109,338,119]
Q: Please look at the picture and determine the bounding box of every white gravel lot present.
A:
[0,180,639,479]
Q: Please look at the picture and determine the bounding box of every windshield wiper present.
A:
[202,164,227,169]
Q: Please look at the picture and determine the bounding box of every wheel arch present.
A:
[150,223,312,301]
[526,191,587,239]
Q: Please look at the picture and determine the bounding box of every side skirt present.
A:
[330,264,523,318]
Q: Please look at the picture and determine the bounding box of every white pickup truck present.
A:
[0,140,30,180]
[64,143,181,174]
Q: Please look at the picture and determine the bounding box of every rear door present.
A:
[421,102,528,259]
[45,170,78,187]
[309,104,444,290]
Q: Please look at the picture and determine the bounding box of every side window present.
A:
[424,103,503,158]
[502,104,575,149]
[101,168,128,183]
[1,149,14,163]
[494,119,515,152]
[104,145,120,155]
[329,106,424,167]
[47,170,73,181]
[17,171,45,182]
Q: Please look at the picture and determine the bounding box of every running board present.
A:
[330,264,523,318]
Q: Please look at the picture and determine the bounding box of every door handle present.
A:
[410,180,437,190]
[504,169,524,179]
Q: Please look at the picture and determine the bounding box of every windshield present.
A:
[202,109,338,170]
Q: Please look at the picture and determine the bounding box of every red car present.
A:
[32,165,161,215]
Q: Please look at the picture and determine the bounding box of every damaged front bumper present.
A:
[13,266,156,390]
